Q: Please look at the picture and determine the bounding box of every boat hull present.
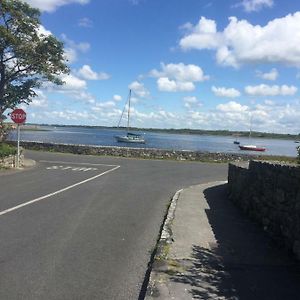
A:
[115,135,145,144]
[239,145,266,152]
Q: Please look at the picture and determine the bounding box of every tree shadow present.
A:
[170,184,300,300]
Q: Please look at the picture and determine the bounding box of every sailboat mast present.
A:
[249,112,253,139]
[127,89,131,132]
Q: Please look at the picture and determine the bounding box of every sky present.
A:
[14,0,300,133]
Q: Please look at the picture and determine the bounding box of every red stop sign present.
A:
[11,108,26,124]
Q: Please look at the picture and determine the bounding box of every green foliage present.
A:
[0,0,69,117]
[0,142,16,158]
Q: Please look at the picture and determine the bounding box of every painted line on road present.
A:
[39,160,119,167]
[0,165,120,217]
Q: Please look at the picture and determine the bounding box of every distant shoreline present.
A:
[15,123,300,141]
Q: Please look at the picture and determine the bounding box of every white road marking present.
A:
[46,165,98,171]
[0,165,120,217]
[39,160,119,167]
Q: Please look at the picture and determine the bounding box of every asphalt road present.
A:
[0,150,228,299]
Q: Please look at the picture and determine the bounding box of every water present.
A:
[8,126,299,157]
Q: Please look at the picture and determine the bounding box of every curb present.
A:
[144,188,183,299]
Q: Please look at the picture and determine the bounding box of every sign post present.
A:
[10,108,26,168]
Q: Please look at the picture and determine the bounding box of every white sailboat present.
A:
[239,113,266,152]
[114,90,145,144]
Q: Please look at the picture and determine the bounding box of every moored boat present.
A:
[115,132,145,143]
[114,90,146,144]
[239,145,266,152]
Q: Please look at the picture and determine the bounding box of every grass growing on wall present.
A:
[0,143,17,158]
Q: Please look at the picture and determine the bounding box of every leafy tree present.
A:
[0,0,69,140]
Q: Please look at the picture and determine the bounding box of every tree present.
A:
[0,0,69,140]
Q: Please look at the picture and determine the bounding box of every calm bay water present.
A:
[8,126,299,157]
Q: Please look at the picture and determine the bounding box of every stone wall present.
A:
[228,161,300,260]
[7,141,261,162]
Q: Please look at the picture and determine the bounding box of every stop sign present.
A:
[11,108,26,124]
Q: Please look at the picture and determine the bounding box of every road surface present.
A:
[0,150,228,299]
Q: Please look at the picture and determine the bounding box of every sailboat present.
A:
[114,90,145,144]
[239,113,266,152]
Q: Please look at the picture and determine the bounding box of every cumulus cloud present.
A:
[150,62,209,92]
[37,25,52,37]
[43,74,86,91]
[256,68,278,81]
[216,101,249,112]
[30,91,48,107]
[61,34,90,64]
[78,17,93,28]
[179,13,300,68]
[245,84,298,96]
[113,95,122,102]
[128,81,150,98]
[183,96,202,109]
[186,99,300,133]
[23,0,90,12]
[150,62,209,82]
[92,101,116,112]
[77,65,110,81]
[157,78,195,92]
[212,86,241,98]
[235,0,274,12]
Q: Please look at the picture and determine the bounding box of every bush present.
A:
[0,143,17,158]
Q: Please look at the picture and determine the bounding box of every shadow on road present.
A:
[171,184,300,300]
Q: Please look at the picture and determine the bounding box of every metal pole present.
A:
[17,124,20,168]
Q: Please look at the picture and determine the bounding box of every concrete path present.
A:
[146,182,300,300]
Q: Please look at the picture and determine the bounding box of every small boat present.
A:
[239,113,266,152]
[115,132,145,143]
[295,141,300,144]
[239,145,266,152]
[233,140,240,145]
[114,90,146,144]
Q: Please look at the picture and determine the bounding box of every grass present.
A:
[0,143,17,158]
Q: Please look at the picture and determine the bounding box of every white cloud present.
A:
[256,68,278,81]
[183,96,202,109]
[50,109,93,121]
[37,25,52,37]
[62,74,87,90]
[92,101,116,112]
[23,0,90,12]
[157,77,195,92]
[31,91,48,107]
[216,101,249,112]
[61,34,90,64]
[77,65,110,81]
[236,0,274,12]
[179,13,300,68]
[78,17,93,28]
[150,62,209,82]
[73,91,96,104]
[63,48,77,64]
[212,86,241,98]
[245,84,298,96]
[150,62,208,92]
[128,81,150,98]
[113,95,122,102]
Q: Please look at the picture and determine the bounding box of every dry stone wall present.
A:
[7,141,260,162]
[228,161,300,260]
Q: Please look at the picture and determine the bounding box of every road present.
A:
[0,150,228,299]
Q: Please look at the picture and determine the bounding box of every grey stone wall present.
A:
[7,141,260,162]
[228,161,300,260]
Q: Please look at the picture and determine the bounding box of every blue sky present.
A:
[17,0,300,133]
